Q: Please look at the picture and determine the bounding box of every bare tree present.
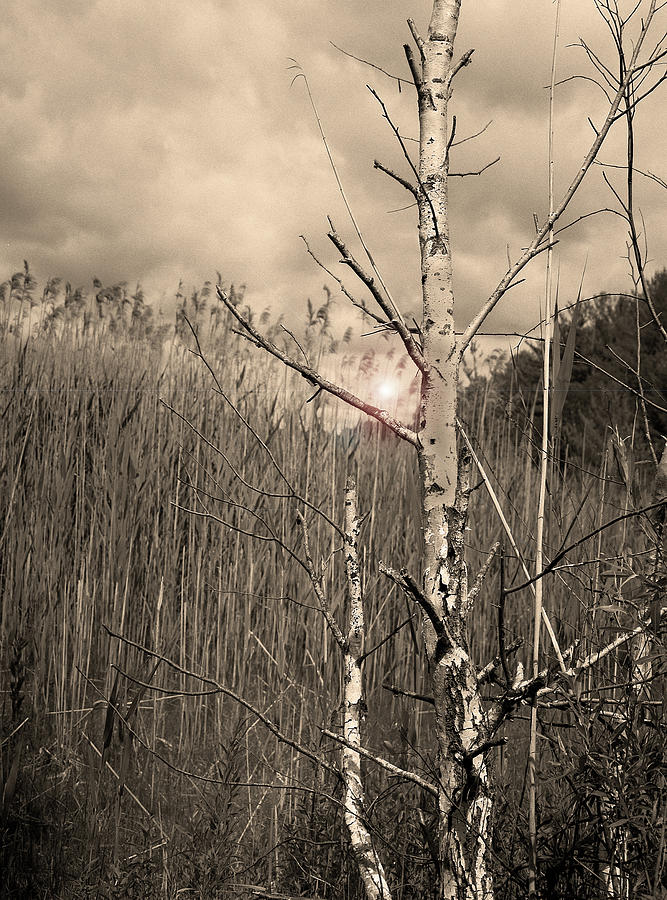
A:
[185,3,666,898]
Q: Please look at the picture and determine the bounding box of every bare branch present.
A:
[553,206,627,237]
[378,562,446,641]
[382,683,435,705]
[103,625,340,778]
[451,119,493,147]
[466,541,501,608]
[594,159,667,190]
[330,40,412,89]
[358,614,417,665]
[322,729,438,797]
[406,18,425,60]
[449,155,501,177]
[171,501,310,574]
[300,235,388,326]
[476,639,523,687]
[367,84,441,241]
[298,510,347,651]
[217,286,419,446]
[327,223,428,374]
[279,323,310,365]
[460,3,661,353]
[293,64,409,331]
[374,159,419,197]
[573,349,667,413]
[176,317,342,535]
[553,72,614,101]
[448,48,475,87]
[404,42,422,90]
[162,394,347,540]
[504,500,667,597]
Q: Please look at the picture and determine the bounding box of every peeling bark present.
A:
[342,478,392,900]
[417,3,494,897]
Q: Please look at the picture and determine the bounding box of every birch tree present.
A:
[210,3,666,897]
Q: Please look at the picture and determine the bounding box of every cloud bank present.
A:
[1,0,665,342]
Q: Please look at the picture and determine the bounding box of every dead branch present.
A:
[382,683,435,705]
[217,286,419,446]
[378,562,446,641]
[449,155,500,177]
[322,729,438,797]
[374,160,419,197]
[298,509,347,651]
[300,235,388,327]
[326,223,427,374]
[329,40,412,89]
[466,540,501,608]
[103,625,340,778]
[460,1,662,352]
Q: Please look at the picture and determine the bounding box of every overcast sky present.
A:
[1,0,665,345]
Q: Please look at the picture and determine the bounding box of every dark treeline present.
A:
[468,268,667,469]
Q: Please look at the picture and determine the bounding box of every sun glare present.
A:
[377,380,398,401]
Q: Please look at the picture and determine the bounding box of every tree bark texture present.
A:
[343,478,392,900]
[417,3,494,897]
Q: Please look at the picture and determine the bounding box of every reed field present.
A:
[0,278,664,898]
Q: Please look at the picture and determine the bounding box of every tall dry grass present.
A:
[0,284,662,898]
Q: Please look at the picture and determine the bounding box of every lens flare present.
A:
[377,379,398,401]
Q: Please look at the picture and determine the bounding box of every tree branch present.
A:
[378,562,446,640]
[326,223,428,375]
[449,156,500,177]
[300,235,388,327]
[460,2,661,353]
[374,159,419,197]
[217,286,419,446]
[466,540,501,608]
[103,625,341,779]
[322,729,438,797]
[298,510,348,651]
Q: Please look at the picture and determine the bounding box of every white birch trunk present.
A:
[416,3,494,897]
[342,477,392,900]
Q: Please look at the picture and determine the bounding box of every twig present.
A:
[460,0,661,353]
[378,562,445,640]
[327,222,427,374]
[451,119,493,148]
[382,683,435,705]
[448,48,475,87]
[367,84,441,241]
[504,499,667,596]
[103,625,340,778]
[329,40,412,89]
[466,541,501,608]
[298,510,347,651]
[300,235,387,327]
[374,160,418,197]
[291,63,408,330]
[322,729,438,797]
[450,156,500,177]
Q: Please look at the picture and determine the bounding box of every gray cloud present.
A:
[0,0,665,343]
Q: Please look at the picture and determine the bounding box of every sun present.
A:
[377,379,398,401]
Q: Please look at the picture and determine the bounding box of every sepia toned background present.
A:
[1,0,665,341]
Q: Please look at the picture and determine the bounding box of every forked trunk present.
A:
[418,445,494,900]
